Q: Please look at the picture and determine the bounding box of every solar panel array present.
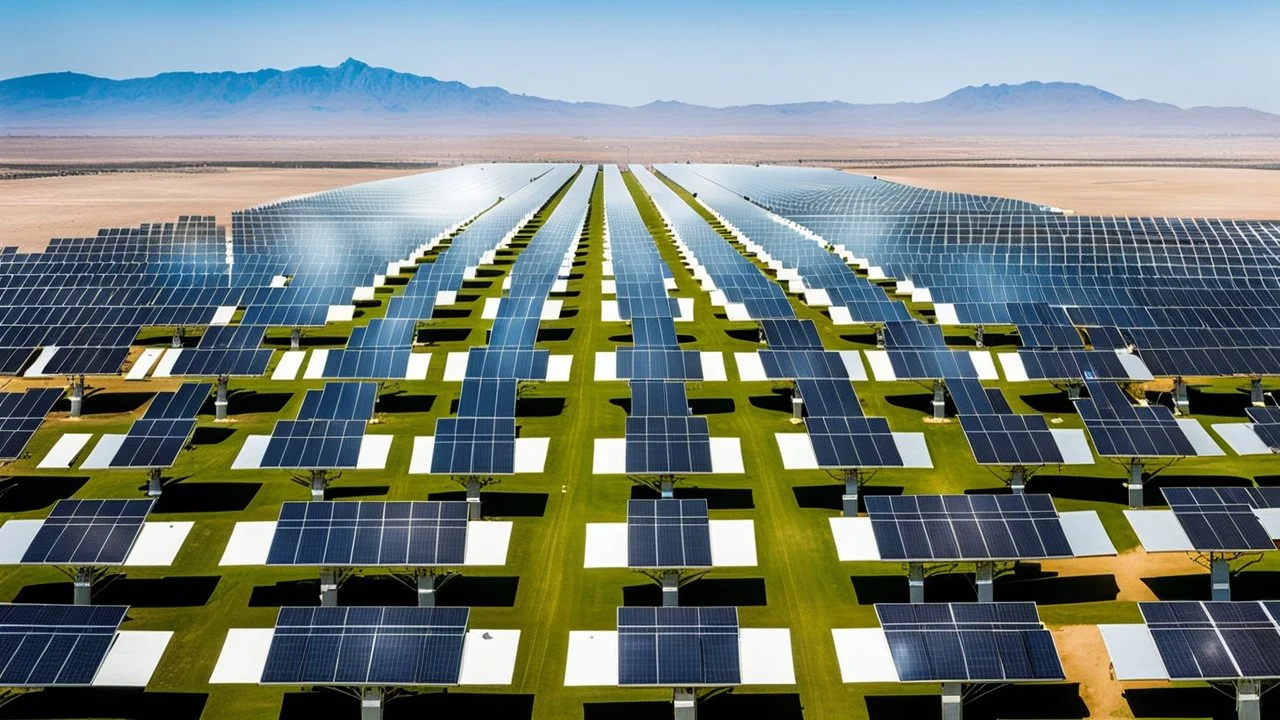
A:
[261,606,469,686]
[21,499,153,566]
[633,166,905,472]
[875,602,1064,682]
[429,168,592,475]
[109,382,209,468]
[321,318,418,380]
[0,604,128,687]
[1139,601,1280,680]
[170,325,273,377]
[866,494,1073,561]
[948,378,1064,466]
[654,164,1280,381]
[617,606,741,686]
[0,387,62,460]
[1162,486,1280,552]
[266,501,469,566]
[1074,381,1195,457]
[1245,407,1280,450]
[261,382,376,469]
[626,499,713,569]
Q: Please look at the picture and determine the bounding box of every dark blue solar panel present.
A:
[261,606,469,686]
[429,417,516,475]
[805,416,902,468]
[629,380,689,417]
[0,604,127,687]
[883,321,946,349]
[866,494,1073,561]
[624,416,713,474]
[1161,487,1279,552]
[260,420,367,470]
[794,378,861,417]
[886,350,978,380]
[0,387,61,460]
[267,501,469,566]
[959,414,1064,466]
[465,348,549,380]
[875,602,1063,682]
[760,319,823,349]
[617,607,741,686]
[627,499,712,568]
[297,383,377,421]
[1140,601,1280,680]
[760,349,850,379]
[616,348,702,381]
[456,379,517,418]
[21,499,153,565]
[631,317,679,348]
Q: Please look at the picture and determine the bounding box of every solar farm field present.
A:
[1,163,1279,720]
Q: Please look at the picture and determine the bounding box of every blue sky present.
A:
[3,0,1277,112]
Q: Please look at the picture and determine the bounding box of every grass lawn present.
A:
[0,166,1272,719]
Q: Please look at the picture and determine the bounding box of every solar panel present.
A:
[627,499,712,568]
[887,349,978,380]
[1139,601,1280,680]
[464,348,549,380]
[804,416,902,468]
[1162,487,1280,552]
[1075,381,1195,458]
[296,382,377,421]
[617,607,741,686]
[760,349,849,380]
[0,387,62,460]
[1019,350,1132,381]
[616,348,702,381]
[875,602,1064,682]
[429,417,516,475]
[21,499,153,565]
[43,346,130,376]
[629,380,690,417]
[261,606,469,686]
[320,349,412,380]
[624,416,713,474]
[260,420,367,470]
[267,501,469,566]
[866,494,1073,561]
[959,414,1064,465]
[456,379,517,418]
[795,378,862,417]
[631,317,679,348]
[760,319,823,349]
[946,379,1004,416]
[197,325,266,349]
[0,604,128,687]
[882,321,946,349]
[170,348,274,377]
[1246,407,1280,450]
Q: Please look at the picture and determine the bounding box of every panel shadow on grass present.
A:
[377,391,436,415]
[622,578,767,607]
[1024,475,1126,506]
[995,571,1120,604]
[228,390,293,416]
[189,426,235,446]
[0,689,208,720]
[688,398,735,415]
[584,700,671,720]
[152,481,261,513]
[417,327,471,345]
[630,485,754,510]
[850,573,978,605]
[325,485,390,500]
[387,692,535,719]
[435,576,519,607]
[60,391,153,416]
[1017,391,1074,415]
[1187,386,1253,419]
[250,579,319,607]
[699,692,803,720]
[15,576,219,607]
[0,476,87,512]
[748,390,792,414]
[884,392,933,415]
[1124,687,1240,719]
[427,490,548,518]
[537,327,574,343]
[965,683,1088,719]
[792,484,902,512]
[515,396,566,417]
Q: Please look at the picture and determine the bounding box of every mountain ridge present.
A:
[3,59,1276,136]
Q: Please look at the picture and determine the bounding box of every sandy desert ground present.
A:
[849,165,1280,219]
[0,167,418,250]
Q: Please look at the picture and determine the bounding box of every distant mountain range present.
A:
[3,58,1277,136]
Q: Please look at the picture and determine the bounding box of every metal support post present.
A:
[290,327,301,351]
[662,569,680,607]
[974,325,985,349]
[909,563,925,604]
[875,326,885,349]
[1237,679,1261,720]
[941,682,963,720]
[1127,460,1144,508]
[791,395,803,421]
[1211,556,1232,601]
[73,567,93,606]
[310,470,327,501]
[1009,465,1026,494]
[660,477,674,499]
[1067,383,1082,401]
[1251,378,1265,407]
[69,376,85,418]
[215,374,229,421]
[1173,376,1190,415]
[172,326,185,349]
[360,687,384,720]
[147,468,163,498]
[976,561,994,603]
[932,379,946,420]
[417,573,437,607]
[842,470,859,517]
[319,569,338,607]
[466,478,482,520]
[673,688,697,720]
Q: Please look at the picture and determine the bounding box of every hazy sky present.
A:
[3,0,1277,112]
